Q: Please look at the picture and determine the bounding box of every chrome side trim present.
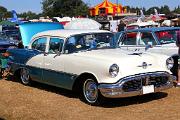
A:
[9,62,78,77]
[98,72,175,98]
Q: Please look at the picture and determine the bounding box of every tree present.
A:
[0,6,8,21]
[173,6,180,14]
[18,11,40,19]
[0,6,7,13]
[3,11,11,19]
[142,7,146,15]
[125,6,131,13]
[146,7,160,15]
[160,5,170,14]
[41,0,89,17]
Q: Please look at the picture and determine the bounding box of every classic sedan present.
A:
[8,29,175,105]
[115,27,180,76]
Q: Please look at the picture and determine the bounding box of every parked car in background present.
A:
[7,27,175,105]
[115,27,180,76]
[1,29,21,41]
[126,20,159,30]
[1,25,18,31]
[0,25,21,50]
[0,36,18,53]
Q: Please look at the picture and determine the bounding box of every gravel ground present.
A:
[0,77,180,120]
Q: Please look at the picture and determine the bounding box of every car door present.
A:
[26,37,47,82]
[42,37,70,88]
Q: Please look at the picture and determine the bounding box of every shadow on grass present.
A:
[5,75,169,108]
[0,118,5,120]
[5,75,78,99]
[99,92,168,108]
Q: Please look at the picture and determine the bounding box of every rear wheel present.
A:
[20,68,31,85]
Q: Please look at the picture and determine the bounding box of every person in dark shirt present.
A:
[118,20,126,32]
[176,30,180,87]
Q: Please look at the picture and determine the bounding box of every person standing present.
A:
[117,20,126,32]
[176,30,180,87]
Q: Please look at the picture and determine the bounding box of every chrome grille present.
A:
[122,74,169,92]
[148,76,168,87]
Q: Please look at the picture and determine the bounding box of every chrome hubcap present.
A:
[20,68,30,85]
[83,79,98,103]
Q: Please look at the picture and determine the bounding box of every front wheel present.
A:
[20,68,31,85]
[82,78,103,105]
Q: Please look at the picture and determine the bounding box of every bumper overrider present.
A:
[98,72,175,98]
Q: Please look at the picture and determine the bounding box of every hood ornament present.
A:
[137,62,152,69]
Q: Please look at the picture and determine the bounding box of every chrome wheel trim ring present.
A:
[83,79,98,104]
[20,68,30,85]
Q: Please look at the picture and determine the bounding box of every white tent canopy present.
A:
[64,18,102,30]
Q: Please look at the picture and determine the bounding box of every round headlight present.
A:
[109,64,119,77]
[166,57,174,70]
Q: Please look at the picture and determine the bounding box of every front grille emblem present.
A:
[142,62,148,69]
[137,62,152,69]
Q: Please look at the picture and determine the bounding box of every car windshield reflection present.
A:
[64,33,116,53]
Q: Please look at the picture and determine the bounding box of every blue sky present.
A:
[0,0,179,13]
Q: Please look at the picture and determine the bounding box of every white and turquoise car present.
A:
[8,24,175,105]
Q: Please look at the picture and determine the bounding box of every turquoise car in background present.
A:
[115,27,180,76]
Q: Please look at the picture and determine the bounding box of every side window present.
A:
[32,40,38,49]
[49,38,64,54]
[31,37,47,52]
[64,37,76,54]
[122,32,137,45]
[138,32,157,45]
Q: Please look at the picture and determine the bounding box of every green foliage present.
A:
[0,6,7,13]
[41,0,89,17]
[18,11,40,19]
[0,6,8,21]
[145,7,160,15]
[160,5,170,15]
[126,5,177,15]
[174,6,180,14]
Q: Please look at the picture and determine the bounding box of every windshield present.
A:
[64,33,115,53]
[155,30,178,44]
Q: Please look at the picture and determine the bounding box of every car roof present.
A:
[32,29,111,39]
[127,27,180,32]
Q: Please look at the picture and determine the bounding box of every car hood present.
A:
[75,48,161,61]
[19,22,64,47]
[73,48,169,78]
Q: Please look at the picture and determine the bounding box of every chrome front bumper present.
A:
[98,72,175,98]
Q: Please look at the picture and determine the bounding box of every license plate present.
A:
[143,85,154,94]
